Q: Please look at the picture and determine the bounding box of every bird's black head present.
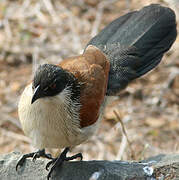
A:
[31,64,80,104]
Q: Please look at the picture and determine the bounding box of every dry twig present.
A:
[113,110,135,159]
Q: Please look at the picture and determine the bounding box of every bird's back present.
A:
[87,4,177,95]
[59,45,110,127]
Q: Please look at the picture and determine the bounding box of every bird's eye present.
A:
[50,83,56,89]
[43,84,56,92]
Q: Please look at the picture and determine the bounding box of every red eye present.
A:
[50,84,56,89]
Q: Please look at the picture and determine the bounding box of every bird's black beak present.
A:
[31,85,41,104]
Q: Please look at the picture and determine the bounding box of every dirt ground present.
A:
[0,0,178,161]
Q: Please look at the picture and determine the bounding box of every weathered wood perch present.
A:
[0,152,179,180]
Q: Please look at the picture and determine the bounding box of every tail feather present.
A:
[86,4,177,95]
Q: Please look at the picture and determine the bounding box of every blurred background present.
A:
[0,0,178,161]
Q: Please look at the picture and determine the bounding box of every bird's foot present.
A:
[16,149,52,171]
[46,147,83,180]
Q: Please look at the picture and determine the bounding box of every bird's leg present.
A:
[16,149,52,170]
[46,147,83,180]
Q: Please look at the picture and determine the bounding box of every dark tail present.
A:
[86,4,177,95]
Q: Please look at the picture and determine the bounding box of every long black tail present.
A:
[86,4,177,95]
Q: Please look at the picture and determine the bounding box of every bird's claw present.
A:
[16,149,52,171]
[16,156,26,171]
[46,158,57,171]
[32,153,38,162]
[46,148,83,180]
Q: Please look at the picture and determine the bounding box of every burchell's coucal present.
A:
[16,4,177,180]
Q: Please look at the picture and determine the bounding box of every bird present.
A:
[16,4,177,180]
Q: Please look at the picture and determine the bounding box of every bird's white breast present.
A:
[18,84,100,149]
